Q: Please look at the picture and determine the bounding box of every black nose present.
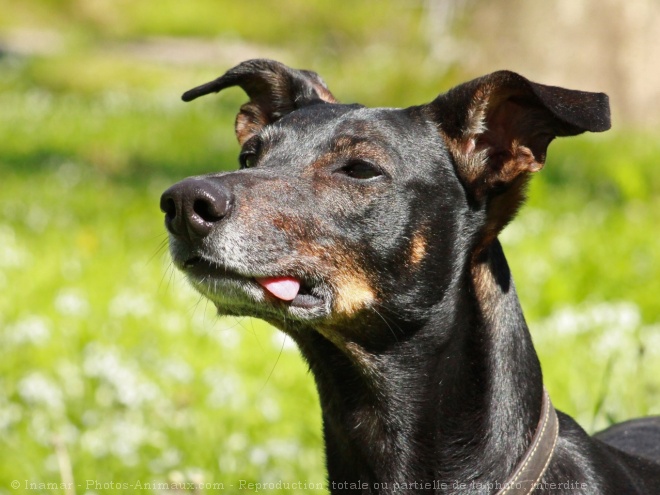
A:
[160,178,233,242]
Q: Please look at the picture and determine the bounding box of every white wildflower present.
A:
[249,446,269,466]
[149,448,181,473]
[80,428,109,458]
[538,301,641,338]
[54,288,90,317]
[108,289,153,318]
[0,398,22,431]
[25,205,49,233]
[5,315,50,345]
[258,396,281,422]
[0,224,31,268]
[159,311,186,334]
[271,333,297,352]
[83,345,162,408]
[265,439,300,460]
[18,372,63,410]
[203,369,242,409]
[161,359,193,383]
[56,360,85,399]
[225,432,248,451]
[641,325,660,356]
[109,417,149,464]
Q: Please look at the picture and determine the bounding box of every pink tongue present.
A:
[256,276,301,301]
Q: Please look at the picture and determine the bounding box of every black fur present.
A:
[161,60,660,494]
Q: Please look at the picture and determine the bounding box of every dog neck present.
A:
[293,239,544,492]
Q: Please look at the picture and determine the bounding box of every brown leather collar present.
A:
[496,389,559,495]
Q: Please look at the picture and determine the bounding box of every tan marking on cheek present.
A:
[297,239,376,317]
[344,341,380,371]
[333,272,375,316]
[410,232,427,265]
[471,257,500,320]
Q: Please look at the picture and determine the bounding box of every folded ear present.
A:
[182,59,337,145]
[424,70,610,247]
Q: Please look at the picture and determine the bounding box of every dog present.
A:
[161,59,660,494]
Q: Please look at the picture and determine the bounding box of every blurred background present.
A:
[1,1,659,493]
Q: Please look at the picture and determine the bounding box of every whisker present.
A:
[249,318,265,353]
[158,260,175,293]
[373,306,400,343]
[148,237,170,265]
[260,333,287,392]
[189,292,205,319]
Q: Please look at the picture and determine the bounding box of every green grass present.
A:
[0,164,325,491]
[503,134,660,429]
[1,2,660,493]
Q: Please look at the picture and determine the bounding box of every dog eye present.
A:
[239,152,258,169]
[338,161,384,180]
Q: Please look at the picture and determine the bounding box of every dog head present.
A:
[161,59,609,344]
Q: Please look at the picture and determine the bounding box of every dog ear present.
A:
[425,70,610,247]
[182,59,337,145]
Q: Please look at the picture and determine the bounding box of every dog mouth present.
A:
[182,256,326,313]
